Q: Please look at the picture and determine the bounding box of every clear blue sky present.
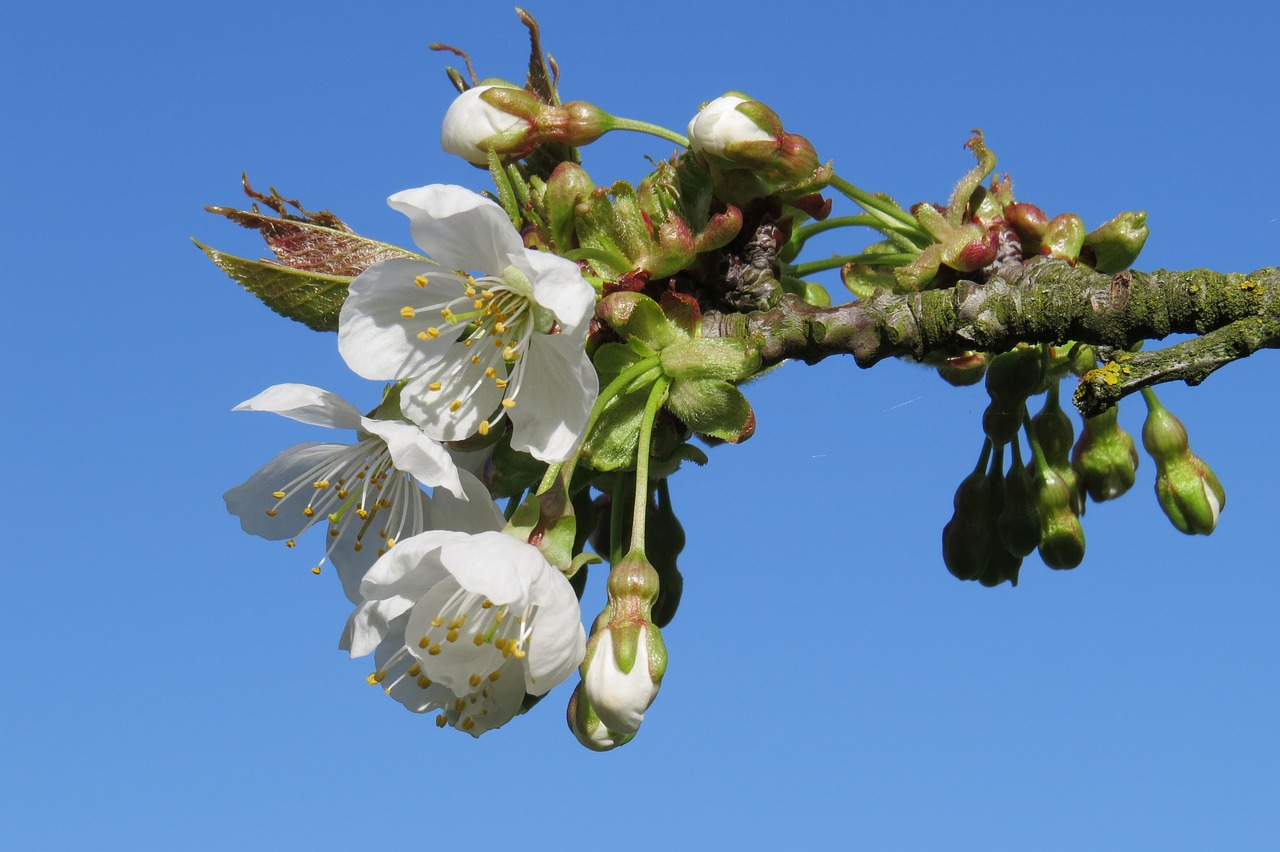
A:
[4,1,1278,849]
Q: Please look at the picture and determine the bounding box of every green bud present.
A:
[1034,467,1086,569]
[1072,405,1139,502]
[998,441,1042,558]
[942,446,996,582]
[982,399,1025,446]
[979,451,1023,588]
[1038,213,1086,263]
[542,161,595,251]
[660,338,761,381]
[1154,454,1226,535]
[1140,393,1191,462]
[1030,386,1085,515]
[986,346,1044,402]
[1082,210,1148,273]
[936,351,989,387]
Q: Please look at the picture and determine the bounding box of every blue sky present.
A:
[4,1,1278,849]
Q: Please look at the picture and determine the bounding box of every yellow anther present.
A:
[356,508,369,519]
[303,507,314,517]
[431,616,445,628]
[465,286,476,297]
[385,538,396,548]
[353,543,363,552]
[502,399,516,409]
[407,663,421,677]
[469,674,482,688]
[488,671,501,682]
[265,509,278,517]
[472,634,485,646]
[478,421,490,436]
[494,339,505,348]
[329,529,339,537]
[449,400,462,412]
[310,566,321,575]
[494,379,508,389]
[417,331,431,340]
[428,382,442,392]
[272,491,287,499]
[417,674,432,689]
[481,289,495,300]
[428,644,442,656]
[463,339,473,347]
[313,480,330,489]
[425,327,440,338]
[470,354,480,365]
[481,600,493,609]
[454,698,466,712]
[367,671,386,685]
[400,306,416,318]
[494,322,506,334]
[286,540,296,549]
[503,347,519,361]
[513,648,527,659]
[419,635,431,649]
[336,489,349,499]
[446,629,460,643]
[495,610,505,625]
[473,299,485,309]
[435,714,447,728]
[484,367,497,378]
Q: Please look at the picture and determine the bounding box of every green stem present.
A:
[794,214,890,241]
[630,376,671,554]
[830,174,920,229]
[608,116,689,148]
[555,356,663,489]
[792,252,916,277]
[1022,404,1050,471]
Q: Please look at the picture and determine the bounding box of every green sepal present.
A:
[624,294,678,350]
[542,161,596,252]
[580,385,650,471]
[948,130,998,227]
[592,341,646,380]
[504,485,578,572]
[568,550,603,579]
[665,378,753,442]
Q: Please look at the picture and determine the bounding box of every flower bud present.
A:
[1004,202,1048,255]
[1030,388,1084,514]
[687,94,824,188]
[567,681,635,751]
[440,84,537,165]
[935,351,989,387]
[1154,454,1226,536]
[998,442,1042,559]
[582,620,667,734]
[942,452,996,582]
[1071,405,1139,502]
[1082,210,1148,273]
[1035,467,1086,569]
[1038,213,1086,263]
[1142,390,1225,535]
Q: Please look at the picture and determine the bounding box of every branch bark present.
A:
[703,259,1280,414]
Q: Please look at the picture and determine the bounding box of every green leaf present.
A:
[195,241,352,332]
[580,387,649,471]
[200,176,425,330]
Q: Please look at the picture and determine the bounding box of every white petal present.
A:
[583,628,658,733]
[338,258,466,380]
[373,616,457,713]
[358,530,468,601]
[519,249,596,333]
[522,568,586,695]
[223,443,348,540]
[509,333,599,462]
[360,417,463,497]
[329,483,433,603]
[428,469,506,534]
[340,598,413,658]
[388,184,524,276]
[439,531,539,607]
[233,384,362,430]
[400,356,505,443]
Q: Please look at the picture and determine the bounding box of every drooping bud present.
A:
[979,443,1023,588]
[983,346,1043,445]
[1029,385,1084,514]
[1071,404,1139,502]
[998,440,1042,559]
[567,681,635,751]
[1141,390,1226,535]
[942,443,996,582]
[1034,466,1086,569]
[579,551,667,737]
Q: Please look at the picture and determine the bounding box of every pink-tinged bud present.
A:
[1004,202,1048,254]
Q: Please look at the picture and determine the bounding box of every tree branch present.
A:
[703,259,1279,412]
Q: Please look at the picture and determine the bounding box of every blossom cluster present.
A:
[225,185,596,736]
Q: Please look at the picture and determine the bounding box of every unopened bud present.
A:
[1154,454,1226,536]
[1038,213,1086,263]
[998,442,1042,559]
[1072,405,1139,502]
[567,681,635,751]
[1082,210,1148,273]
[687,94,824,188]
[581,620,667,735]
[440,84,537,165]
[1035,467,1086,569]
[1004,202,1048,255]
